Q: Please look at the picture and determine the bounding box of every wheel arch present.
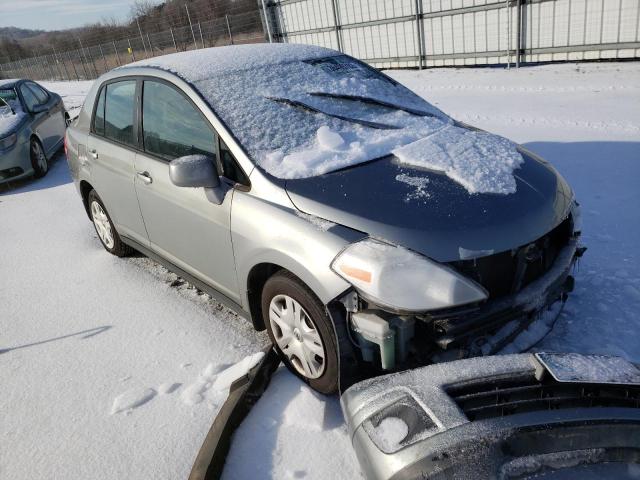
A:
[79,180,94,219]
[245,259,348,332]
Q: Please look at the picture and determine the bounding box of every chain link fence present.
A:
[2,0,639,80]
[0,9,267,81]
[264,0,640,68]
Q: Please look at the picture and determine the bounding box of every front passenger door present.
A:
[134,79,239,303]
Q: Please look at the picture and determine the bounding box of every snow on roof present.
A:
[122,43,335,80]
[0,78,19,88]
[121,44,523,194]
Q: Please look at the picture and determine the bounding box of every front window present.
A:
[141,80,216,161]
[19,84,39,111]
[26,82,49,104]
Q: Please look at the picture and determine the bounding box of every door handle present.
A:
[89,149,98,159]
[136,171,153,184]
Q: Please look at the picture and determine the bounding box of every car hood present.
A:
[285,148,573,263]
[0,109,27,137]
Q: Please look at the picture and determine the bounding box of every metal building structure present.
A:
[263,0,640,68]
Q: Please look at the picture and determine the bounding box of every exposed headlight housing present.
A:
[0,133,17,150]
[331,239,488,313]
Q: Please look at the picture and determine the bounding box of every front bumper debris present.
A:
[341,353,640,480]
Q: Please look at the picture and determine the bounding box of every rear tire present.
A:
[262,271,339,394]
[30,138,48,178]
[88,190,132,257]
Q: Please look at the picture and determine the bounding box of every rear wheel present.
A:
[30,138,48,178]
[88,190,132,257]
[262,271,339,394]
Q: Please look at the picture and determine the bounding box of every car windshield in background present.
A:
[191,55,452,179]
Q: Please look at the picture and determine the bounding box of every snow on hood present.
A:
[122,44,523,194]
[0,102,26,137]
[392,125,524,194]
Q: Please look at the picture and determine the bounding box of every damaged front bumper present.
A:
[341,353,640,480]
[342,238,586,377]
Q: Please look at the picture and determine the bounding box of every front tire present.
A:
[30,138,48,178]
[88,190,132,257]
[262,271,339,394]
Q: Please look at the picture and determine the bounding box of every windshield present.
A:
[192,55,452,179]
[0,88,21,112]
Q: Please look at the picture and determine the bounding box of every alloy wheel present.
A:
[32,141,48,173]
[269,294,326,379]
[90,201,115,249]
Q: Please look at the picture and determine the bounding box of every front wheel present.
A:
[30,138,48,178]
[262,271,339,394]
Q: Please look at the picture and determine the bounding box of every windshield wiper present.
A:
[266,96,400,130]
[309,92,439,118]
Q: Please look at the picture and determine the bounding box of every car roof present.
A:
[0,78,22,89]
[118,43,336,82]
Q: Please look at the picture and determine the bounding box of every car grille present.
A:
[447,374,640,421]
[450,216,574,298]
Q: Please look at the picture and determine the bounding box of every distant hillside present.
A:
[0,27,45,41]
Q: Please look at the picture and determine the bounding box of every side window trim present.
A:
[91,85,105,135]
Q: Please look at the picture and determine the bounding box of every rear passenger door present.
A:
[133,79,241,302]
[19,82,56,153]
[87,79,148,246]
[28,82,66,148]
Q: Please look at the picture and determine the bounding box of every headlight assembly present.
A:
[331,238,488,313]
[0,133,17,150]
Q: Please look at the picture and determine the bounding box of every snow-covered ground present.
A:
[1,62,639,479]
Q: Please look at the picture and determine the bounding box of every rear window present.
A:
[104,80,136,146]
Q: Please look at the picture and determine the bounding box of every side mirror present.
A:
[169,154,220,189]
[31,104,48,114]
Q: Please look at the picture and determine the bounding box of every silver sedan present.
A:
[0,79,69,183]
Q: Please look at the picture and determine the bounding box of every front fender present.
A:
[231,190,363,309]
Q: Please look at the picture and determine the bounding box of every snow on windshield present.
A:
[129,45,524,194]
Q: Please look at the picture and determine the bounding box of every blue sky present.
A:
[1,0,162,31]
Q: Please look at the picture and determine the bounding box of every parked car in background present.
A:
[0,79,70,183]
[65,44,584,394]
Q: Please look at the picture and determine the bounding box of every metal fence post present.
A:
[186,5,199,50]
[414,0,424,69]
[330,0,343,52]
[99,44,108,73]
[506,0,511,69]
[225,15,234,45]
[137,18,148,55]
[113,41,121,66]
[516,0,521,67]
[170,27,178,52]
[198,22,205,49]
[67,52,80,81]
[261,0,273,43]
[128,39,136,62]
[147,33,153,54]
